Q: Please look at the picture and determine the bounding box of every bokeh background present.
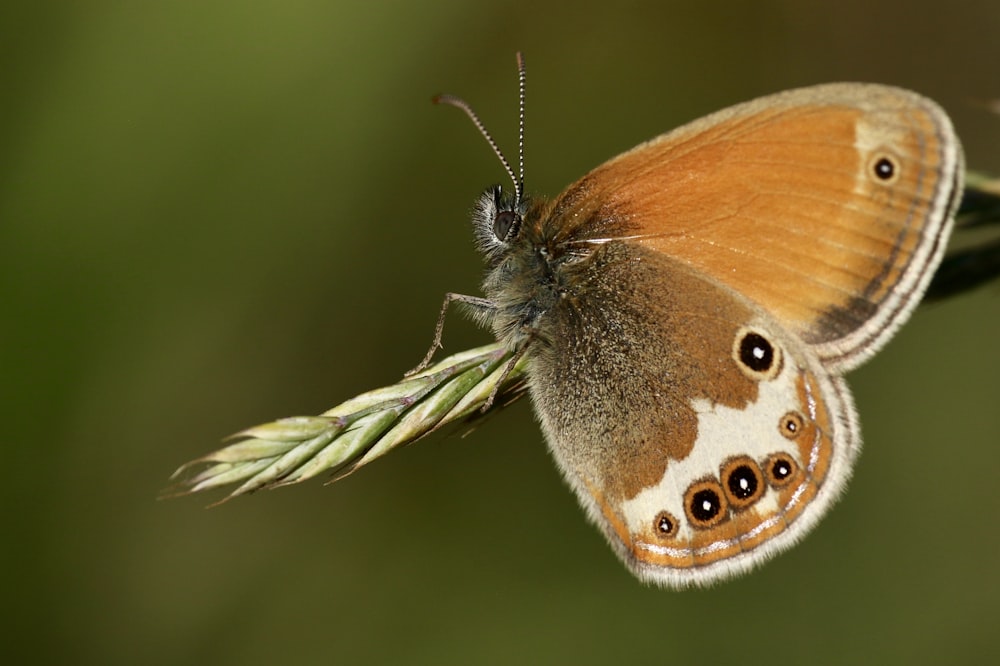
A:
[3,1,999,664]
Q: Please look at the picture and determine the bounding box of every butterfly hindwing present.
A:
[526,243,858,586]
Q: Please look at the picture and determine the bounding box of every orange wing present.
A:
[542,83,963,371]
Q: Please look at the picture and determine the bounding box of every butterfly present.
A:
[421,54,963,587]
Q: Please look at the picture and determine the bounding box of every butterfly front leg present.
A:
[406,292,497,376]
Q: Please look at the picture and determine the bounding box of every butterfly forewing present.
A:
[544,84,962,372]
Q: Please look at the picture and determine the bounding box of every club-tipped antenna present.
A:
[515,52,526,198]
[433,53,527,203]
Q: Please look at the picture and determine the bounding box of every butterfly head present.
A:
[472,184,533,264]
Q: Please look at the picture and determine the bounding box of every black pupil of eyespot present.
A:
[740,332,774,372]
[657,516,673,533]
[772,459,791,479]
[727,465,758,499]
[494,211,517,240]
[786,419,797,433]
[875,157,894,180]
[691,489,721,521]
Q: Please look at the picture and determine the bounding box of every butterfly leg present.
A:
[480,343,529,412]
[406,292,496,376]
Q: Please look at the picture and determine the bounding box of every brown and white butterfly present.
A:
[428,55,962,587]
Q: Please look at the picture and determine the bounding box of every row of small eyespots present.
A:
[652,326,804,537]
[654,428,802,539]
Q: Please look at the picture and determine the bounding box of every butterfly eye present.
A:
[683,479,729,529]
[733,327,783,381]
[720,457,764,510]
[493,210,521,242]
[764,453,798,488]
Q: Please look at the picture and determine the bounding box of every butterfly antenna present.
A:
[433,53,527,202]
[515,52,526,202]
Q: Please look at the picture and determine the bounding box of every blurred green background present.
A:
[3,1,999,664]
